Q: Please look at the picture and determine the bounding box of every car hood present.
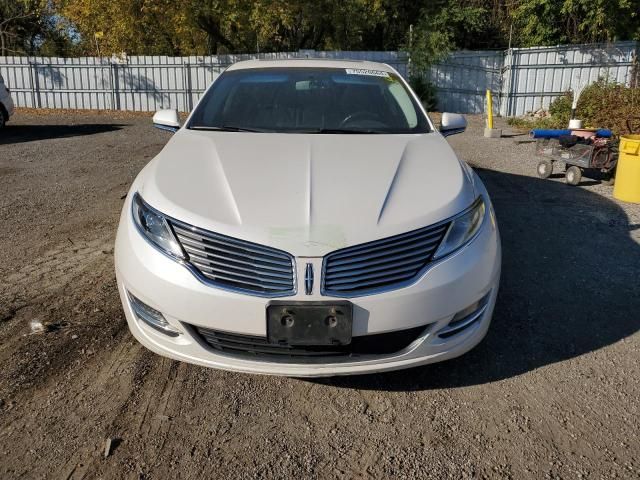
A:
[138,129,476,257]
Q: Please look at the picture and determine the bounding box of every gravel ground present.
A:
[0,111,639,479]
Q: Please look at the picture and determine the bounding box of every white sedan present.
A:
[0,73,15,128]
[115,59,501,376]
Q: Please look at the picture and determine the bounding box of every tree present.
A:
[0,0,53,56]
[409,1,489,71]
[17,0,640,57]
[54,0,206,56]
[249,0,385,52]
[510,0,640,46]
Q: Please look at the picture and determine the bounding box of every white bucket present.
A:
[568,119,583,129]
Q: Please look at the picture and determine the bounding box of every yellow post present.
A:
[486,90,494,130]
[613,135,640,203]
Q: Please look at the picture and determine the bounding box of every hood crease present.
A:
[211,138,243,225]
[376,144,408,225]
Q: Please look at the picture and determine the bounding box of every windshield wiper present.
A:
[189,126,388,134]
[307,128,386,134]
[189,125,269,133]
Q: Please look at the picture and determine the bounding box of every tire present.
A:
[565,166,582,186]
[536,159,553,178]
[0,107,5,129]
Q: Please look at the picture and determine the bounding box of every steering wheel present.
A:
[339,111,382,128]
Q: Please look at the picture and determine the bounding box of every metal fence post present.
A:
[182,60,193,111]
[109,62,117,110]
[500,48,516,117]
[111,62,121,110]
[27,61,36,108]
[29,60,42,108]
[182,61,187,111]
[186,61,193,111]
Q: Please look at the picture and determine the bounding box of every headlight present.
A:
[433,198,486,259]
[132,193,185,259]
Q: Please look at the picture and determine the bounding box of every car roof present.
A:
[226,58,397,73]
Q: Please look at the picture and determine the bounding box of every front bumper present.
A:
[115,195,501,377]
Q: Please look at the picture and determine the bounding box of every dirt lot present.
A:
[1,111,639,479]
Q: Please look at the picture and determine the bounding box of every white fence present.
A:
[0,42,637,116]
[500,42,638,116]
[430,50,504,114]
[0,51,409,114]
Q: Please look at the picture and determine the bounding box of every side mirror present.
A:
[440,112,467,137]
[153,109,180,133]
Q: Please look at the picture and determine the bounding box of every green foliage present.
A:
[55,0,391,55]
[0,0,72,56]
[577,80,640,135]
[511,0,640,47]
[508,92,572,129]
[507,116,560,130]
[548,92,572,125]
[408,1,489,71]
[5,1,640,57]
[409,75,438,111]
[508,80,640,136]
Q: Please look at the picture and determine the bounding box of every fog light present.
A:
[438,294,490,339]
[127,292,180,337]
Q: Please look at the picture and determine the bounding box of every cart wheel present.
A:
[536,159,553,178]
[565,166,582,186]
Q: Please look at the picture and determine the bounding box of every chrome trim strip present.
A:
[327,225,447,260]
[174,225,291,261]
[127,291,180,337]
[182,262,297,298]
[325,245,439,273]
[326,257,425,279]
[190,260,293,284]
[325,237,441,266]
[153,123,179,133]
[441,127,466,138]
[325,263,427,286]
[437,305,488,337]
[182,248,292,273]
[197,269,293,289]
[176,236,292,267]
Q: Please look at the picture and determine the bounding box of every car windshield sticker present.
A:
[345,68,390,78]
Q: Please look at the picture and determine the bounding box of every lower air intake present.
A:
[191,325,427,362]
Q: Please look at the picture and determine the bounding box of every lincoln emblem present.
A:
[304,263,314,295]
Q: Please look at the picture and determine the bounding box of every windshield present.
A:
[188,67,430,134]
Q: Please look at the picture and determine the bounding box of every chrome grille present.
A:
[322,222,450,296]
[170,222,296,297]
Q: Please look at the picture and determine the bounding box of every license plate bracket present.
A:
[267,301,353,346]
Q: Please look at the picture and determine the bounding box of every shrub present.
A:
[577,80,640,135]
[409,76,439,112]
[508,80,640,136]
[548,92,572,124]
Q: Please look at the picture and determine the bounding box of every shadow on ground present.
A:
[319,168,640,391]
[0,123,126,145]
